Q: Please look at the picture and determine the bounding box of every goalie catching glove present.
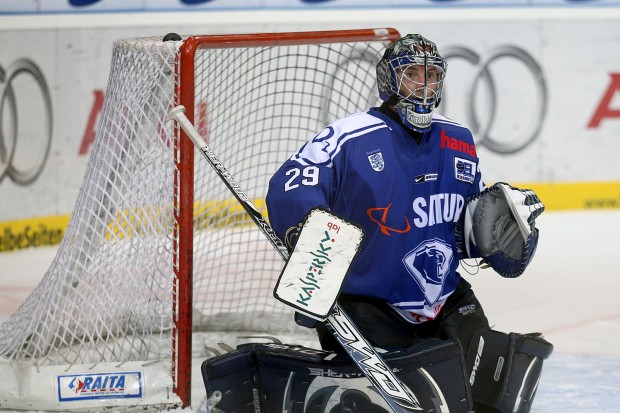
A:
[456,182,544,278]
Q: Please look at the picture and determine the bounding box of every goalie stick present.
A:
[169,105,422,413]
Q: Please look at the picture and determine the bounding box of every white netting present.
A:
[0,32,392,408]
[190,41,386,333]
[0,38,179,368]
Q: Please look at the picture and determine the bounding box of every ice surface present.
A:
[1,211,619,412]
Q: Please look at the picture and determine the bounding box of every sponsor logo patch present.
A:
[454,156,476,184]
[414,173,438,184]
[458,304,476,316]
[440,129,477,157]
[57,371,142,402]
[367,203,411,236]
[470,336,485,386]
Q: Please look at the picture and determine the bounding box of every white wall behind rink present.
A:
[0,7,619,222]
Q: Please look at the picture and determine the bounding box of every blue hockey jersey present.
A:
[266,107,485,324]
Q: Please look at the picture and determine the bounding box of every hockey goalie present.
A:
[199,33,553,413]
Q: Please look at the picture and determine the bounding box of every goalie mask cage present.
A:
[0,28,400,411]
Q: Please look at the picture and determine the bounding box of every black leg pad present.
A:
[466,330,553,413]
[202,339,474,413]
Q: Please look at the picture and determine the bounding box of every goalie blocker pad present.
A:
[202,339,473,413]
[466,330,553,413]
[274,207,364,321]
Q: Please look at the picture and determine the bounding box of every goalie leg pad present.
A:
[201,346,261,412]
[466,330,553,413]
[202,340,473,413]
[437,280,491,356]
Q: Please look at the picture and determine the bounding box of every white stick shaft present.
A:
[169,105,289,261]
[169,105,421,412]
[169,105,208,148]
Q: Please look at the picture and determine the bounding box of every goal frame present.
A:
[173,28,400,407]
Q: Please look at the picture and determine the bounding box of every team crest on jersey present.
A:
[402,238,454,305]
[367,151,384,172]
[454,156,476,184]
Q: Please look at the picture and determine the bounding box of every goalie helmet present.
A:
[376,34,447,133]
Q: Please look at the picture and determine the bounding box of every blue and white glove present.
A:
[456,182,544,278]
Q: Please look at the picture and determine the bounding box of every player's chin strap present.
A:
[456,182,545,278]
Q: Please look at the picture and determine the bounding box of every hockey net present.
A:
[0,28,400,411]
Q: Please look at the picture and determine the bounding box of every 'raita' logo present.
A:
[58,372,142,402]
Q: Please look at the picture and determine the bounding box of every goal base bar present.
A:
[0,360,180,411]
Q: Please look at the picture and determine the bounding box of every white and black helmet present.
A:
[377,34,447,133]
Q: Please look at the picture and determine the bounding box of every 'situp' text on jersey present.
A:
[412,193,465,228]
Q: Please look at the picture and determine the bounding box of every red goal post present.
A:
[0,28,400,411]
[173,27,401,407]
